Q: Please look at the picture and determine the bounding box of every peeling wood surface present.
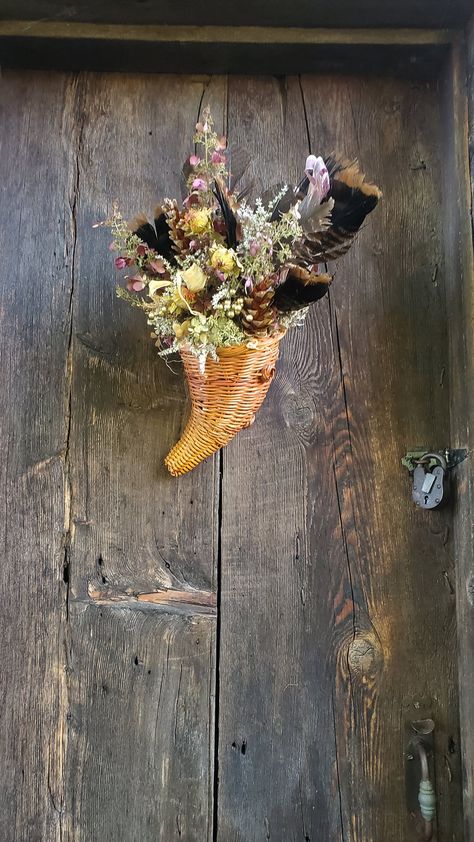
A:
[0,68,466,840]
[87,584,217,614]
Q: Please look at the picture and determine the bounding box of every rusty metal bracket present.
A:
[402,448,468,473]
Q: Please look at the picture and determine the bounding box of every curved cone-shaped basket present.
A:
[165,332,285,476]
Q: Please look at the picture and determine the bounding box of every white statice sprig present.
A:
[211,286,230,307]
[236,192,302,280]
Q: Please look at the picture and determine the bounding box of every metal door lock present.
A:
[412,452,446,510]
[402,448,468,510]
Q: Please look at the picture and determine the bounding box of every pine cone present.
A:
[164,199,191,255]
[241,274,278,336]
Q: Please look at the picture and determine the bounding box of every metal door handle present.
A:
[416,741,436,840]
[407,719,436,841]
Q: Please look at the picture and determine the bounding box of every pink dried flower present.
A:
[249,241,260,257]
[244,278,253,294]
[127,274,146,292]
[192,177,207,190]
[136,244,148,256]
[188,239,198,251]
[115,257,128,270]
[189,154,201,166]
[211,151,225,164]
[148,259,166,274]
[215,270,226,282]
[195,121,204,132]
[216,136,227,150]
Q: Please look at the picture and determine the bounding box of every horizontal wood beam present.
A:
[0,21,456,45]
[0,22,453,77]
[2,0,473,29]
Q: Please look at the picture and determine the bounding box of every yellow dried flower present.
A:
[148,279,171,297]
[210,246,236,274]
[181,264,207,292]
[173,319,191,340]
[188,208,211,234]
[166,288,187,314]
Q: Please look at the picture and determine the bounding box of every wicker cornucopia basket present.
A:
[102,109,381,477]
[165,332,284,476]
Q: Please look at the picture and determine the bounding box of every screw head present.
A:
[434,498,440,504]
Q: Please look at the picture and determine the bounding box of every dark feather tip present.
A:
[275,269,332,312]
[213,180,237,248]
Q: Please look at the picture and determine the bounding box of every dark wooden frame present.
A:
[0,21,458,77]
[2,9,474,839]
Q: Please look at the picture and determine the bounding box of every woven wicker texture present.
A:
[165,333,284,476]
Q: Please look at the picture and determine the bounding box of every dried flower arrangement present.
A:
[97,107,381,476]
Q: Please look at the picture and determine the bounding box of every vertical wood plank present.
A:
[64,73,227,841]
[218,75,347,842]
[442,33,474,842]
[300,73,462,842]
[218,74,462,841]
[0,71,77,841]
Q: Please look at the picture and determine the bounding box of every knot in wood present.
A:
[347,635,382,678]
[281,389,316,436]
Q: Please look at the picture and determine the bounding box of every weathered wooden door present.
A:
[0,70,463,840]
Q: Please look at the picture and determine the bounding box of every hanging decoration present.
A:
[97,108,381,476]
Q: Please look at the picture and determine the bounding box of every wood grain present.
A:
[301,73,463,842]
[0,63,468,841]
[0,71,77,841]
[63,72,226,840]
[217,74,463,841]
[216,76,349,842]
[442,34,474,842]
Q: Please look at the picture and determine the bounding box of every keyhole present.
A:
[424,494,429,505]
